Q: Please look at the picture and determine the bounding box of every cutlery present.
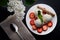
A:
[10,23,24,40]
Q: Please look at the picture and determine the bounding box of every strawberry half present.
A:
[37,28,43,33]
[42,25,48,31]
[30,19,35,25]
[29,12,35,19]
[47,21,53,27]
[32,25,37,30]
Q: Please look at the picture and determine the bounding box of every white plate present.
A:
[26,4,57,35]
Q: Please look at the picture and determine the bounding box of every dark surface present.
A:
[0,0,60,40]
[0,6,14,23]
[0,6,10,23]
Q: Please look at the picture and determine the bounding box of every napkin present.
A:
[0,15,36,40]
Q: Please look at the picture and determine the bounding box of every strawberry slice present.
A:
[29,12,35,19]
[32,25,37,30]
[42,8,46,14]
[37,28,43,33]
[47,21,53,27]
[34,16,37,20]
[42,25,48,31]
[30,19,35,25]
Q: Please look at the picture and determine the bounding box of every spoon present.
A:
[10,23,24,40]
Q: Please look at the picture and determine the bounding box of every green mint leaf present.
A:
[38,10,43,22]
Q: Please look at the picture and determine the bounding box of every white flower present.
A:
[7,0,25,20]
[7,7,13,12]
[7,0,25,12]
[15,11,25,20]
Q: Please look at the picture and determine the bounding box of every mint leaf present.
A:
[0,0,8,6]
[38,10,43,22]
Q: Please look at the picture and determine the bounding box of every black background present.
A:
[0,0,60,40]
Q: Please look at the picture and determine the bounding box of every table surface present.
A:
[0,0,60,40]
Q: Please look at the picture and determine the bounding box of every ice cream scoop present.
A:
[42,14,53,23]
[34,19,42,27]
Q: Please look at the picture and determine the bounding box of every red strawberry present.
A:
[34,16,37,20]
[37,28,43,33]
[47,21,53,27]
[30,19,35,25]
[42,25,48,31]
[42,8,46,14]
[29,12,35,19]
[32,25,37,30]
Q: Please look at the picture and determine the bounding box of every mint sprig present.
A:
[38,10,43,22]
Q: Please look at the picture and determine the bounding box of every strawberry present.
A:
[32,25,37,30]
[42,25,48,31]
[37,28,43,33]
[34,16,37,20]
[47,21,53,27]
[30,19,35,25]
[42,8,46,14]
[29,12,35,19]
